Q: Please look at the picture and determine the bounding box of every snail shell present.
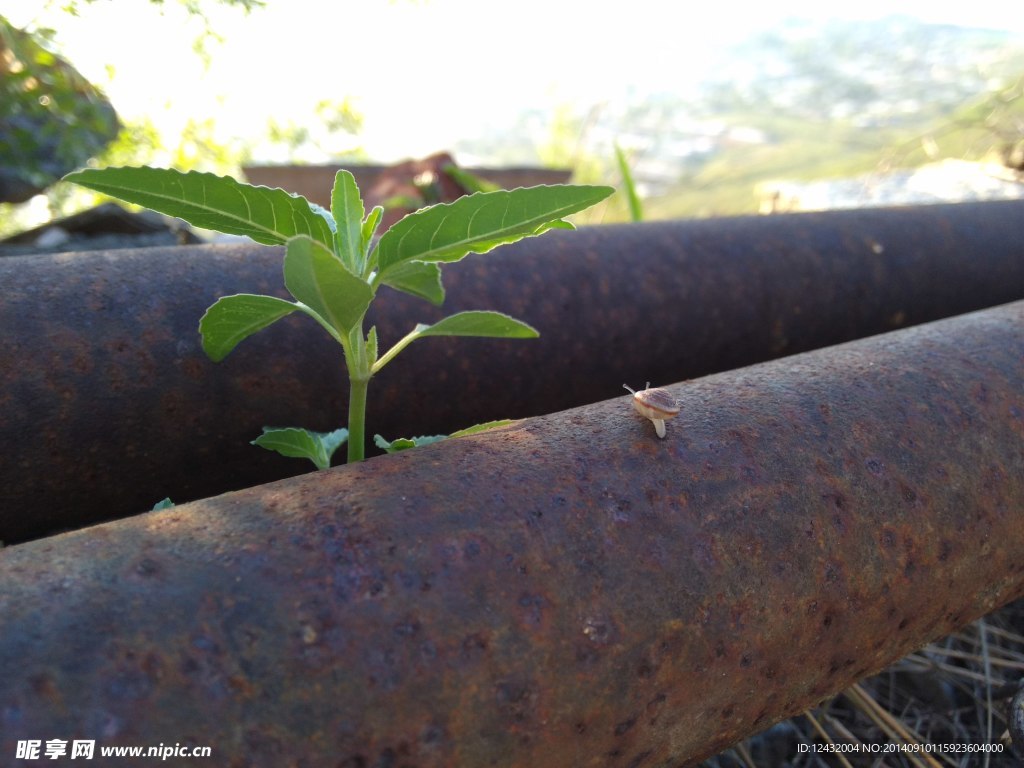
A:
[623,383,680,438]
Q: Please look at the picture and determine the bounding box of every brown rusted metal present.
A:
[2,301,1023,766]
[3,200,1024,543]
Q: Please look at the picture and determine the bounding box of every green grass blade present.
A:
[64,166,335,247]
[374,184,614,275]
[199,293,298,362]
[614,142,644,222]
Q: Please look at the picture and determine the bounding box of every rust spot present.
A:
[614,717,637,736]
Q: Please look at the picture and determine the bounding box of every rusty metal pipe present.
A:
[2,301,1023,766]
[3,201,1024,543]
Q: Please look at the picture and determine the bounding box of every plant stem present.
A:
[347,375,368,463]
[371,325,424,375]
[342,321,371,464]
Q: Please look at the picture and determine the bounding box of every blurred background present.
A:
[1,0,1023,237]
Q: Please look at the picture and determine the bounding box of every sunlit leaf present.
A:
[331,170,364,271]
[361,205,384,254]
[449,419,515,437]
[372,311,537,375]
[375,184,614,275]
[414,311,538,339]
[64,166,334,247]
[373,420,514,454]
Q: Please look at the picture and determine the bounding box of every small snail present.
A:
[623,382,680,439]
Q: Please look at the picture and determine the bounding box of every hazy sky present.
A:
[4,0,1022,162]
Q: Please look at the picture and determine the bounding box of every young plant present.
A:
[64,166,613,467]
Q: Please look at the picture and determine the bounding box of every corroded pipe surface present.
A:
[3,201,1024,542]
[2,301,1022,766]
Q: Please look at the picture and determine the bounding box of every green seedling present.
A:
[64,166,613,467]
[373,419,514,454]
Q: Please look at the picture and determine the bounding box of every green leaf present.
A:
[63,166,335,247]
[415,310,538,339]
[373,420,515,454]
[362,205,384,246]
[331,170,364,271]
[449,419,515,437]
[379,260,445,305]
[151,497,175,511]
[372,311,538,374]
[252,427,348,470]
[373,433,447,454]
[374,184,614,276]
[199,293,299,362]
[309,202,338,234]
[283,235,374,335]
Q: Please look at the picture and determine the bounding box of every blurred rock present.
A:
[0,16,120,203]
[0,203,201,257]
[363,151,471,229]
[242,155,572,231]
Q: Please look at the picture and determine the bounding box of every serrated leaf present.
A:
[309,202,337,233]
[64,166,334,247]
[415,311,538,339]
[331,170,364,271]
[373,433,448,454]
[449,419,515,437]
[374,184,614,276]
[372,311,538,375]
[199,293,298,362]
[379,260,445,305]
[373,420,514,454]
[252,427,348,470]
[283,235,374,335]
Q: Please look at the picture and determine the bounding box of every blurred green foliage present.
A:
[0,14,119,201]
[0,0,269,234]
